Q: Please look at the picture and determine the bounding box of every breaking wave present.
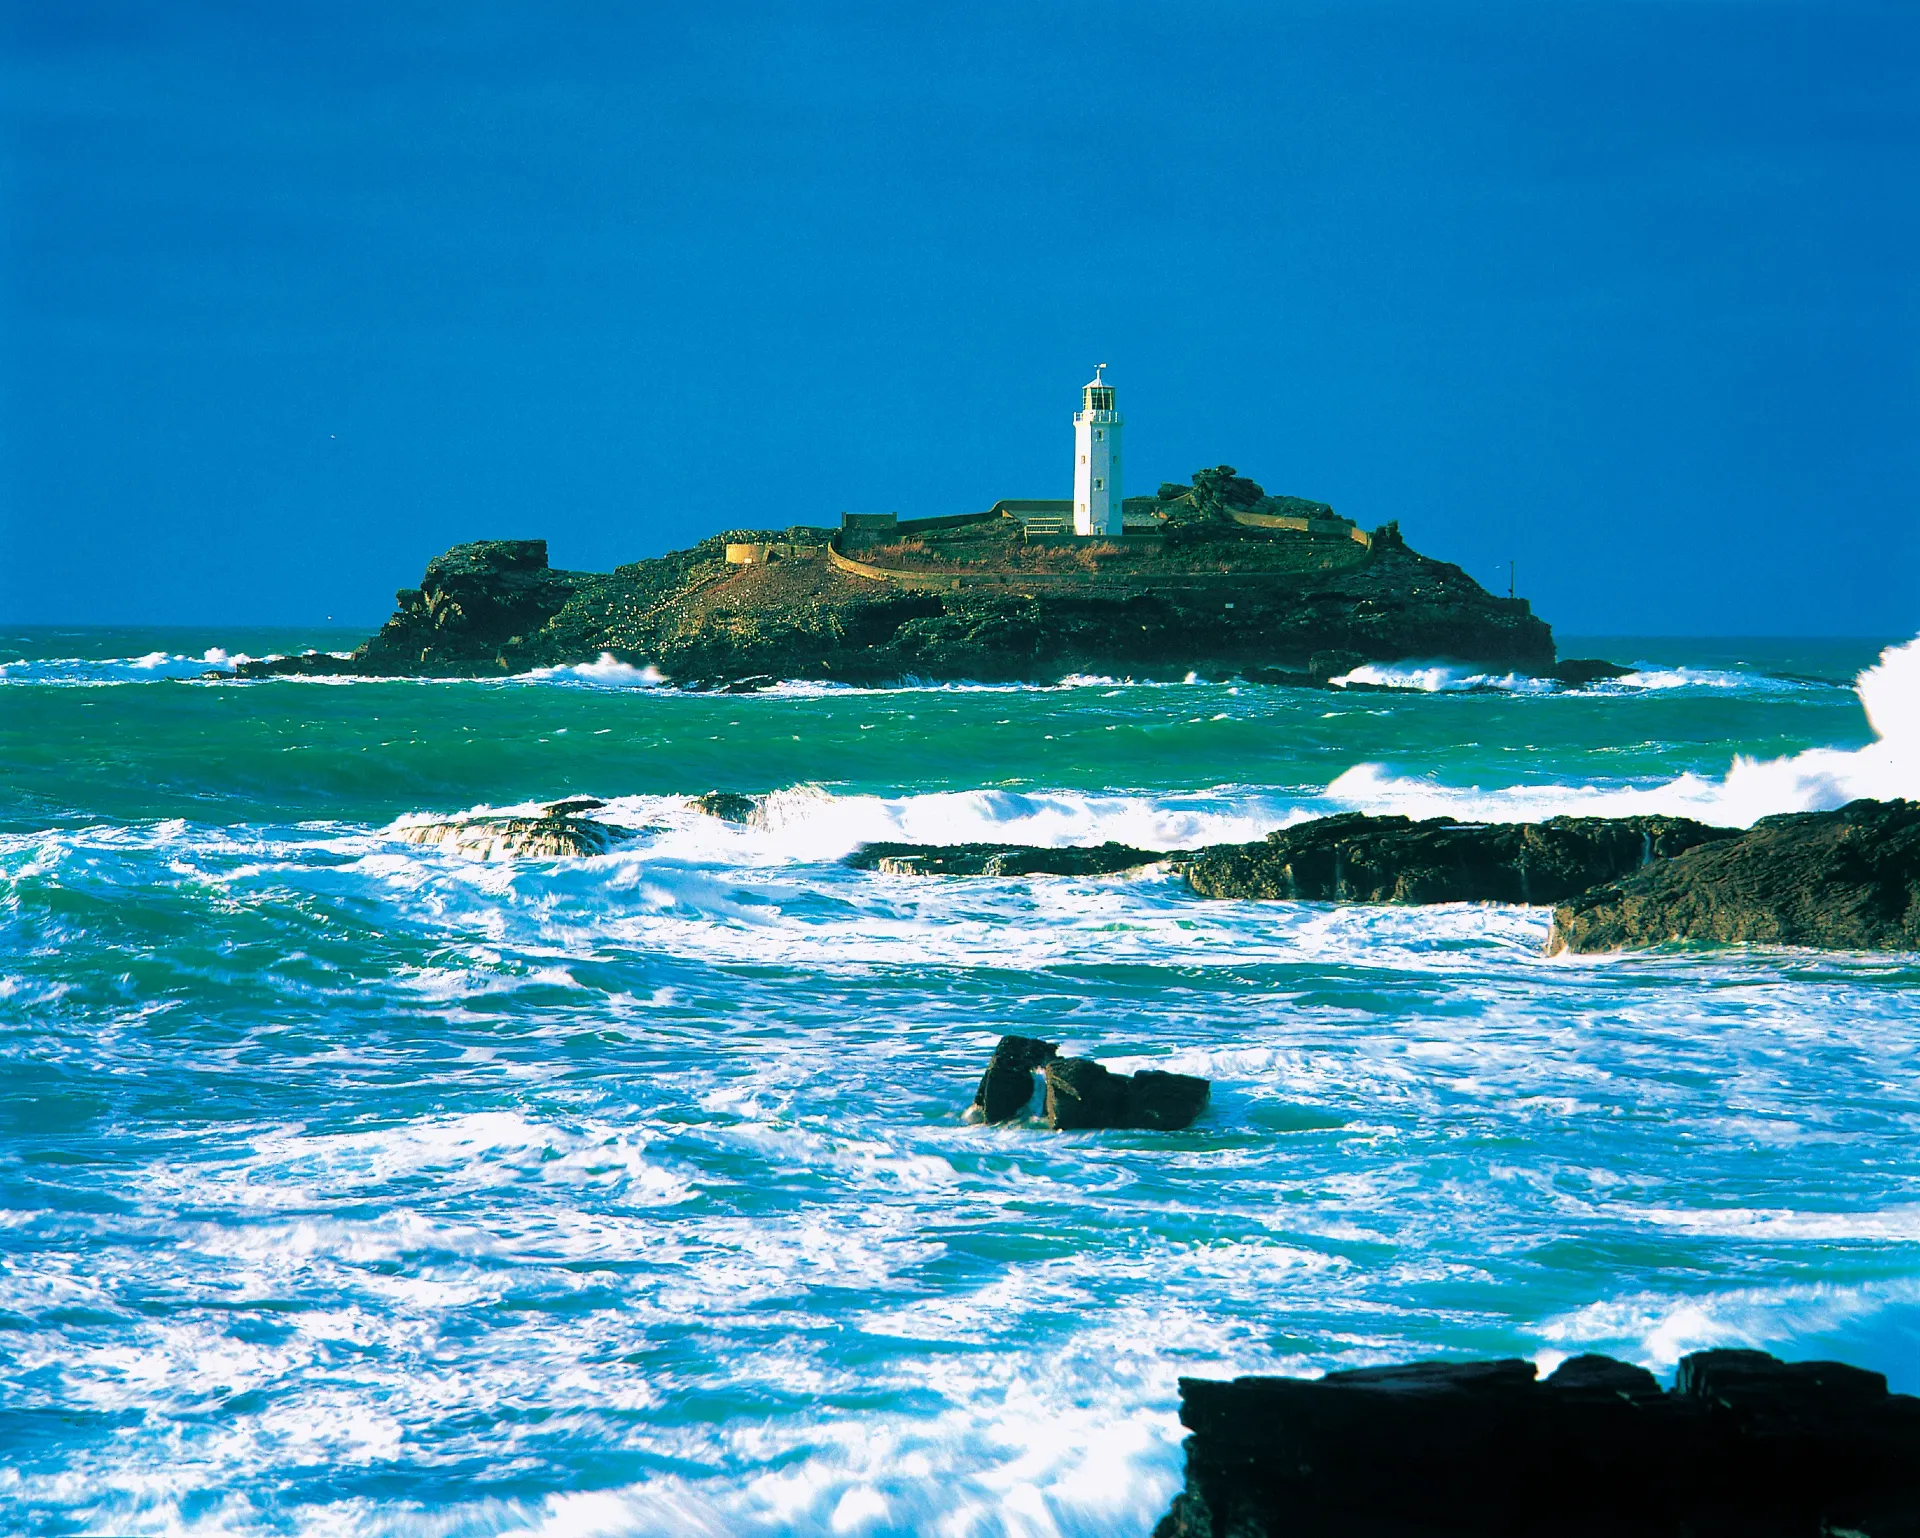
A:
[0,647,265,685]
[1325,634,1920,829]
[1328,660,1816,696]
[389,783,1299,866]
[519,652,667,687]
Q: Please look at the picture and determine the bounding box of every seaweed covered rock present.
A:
[971,1035,1060,1123]
[1156,1349,1920,1537]
[1042,1057,1210,1131]
[1186,813,1735,905]
[847,841,1170,877]
[1548,798,1920,954]
[1549,658,1634,687]
[687,791,759,823]
[394,809,633,859]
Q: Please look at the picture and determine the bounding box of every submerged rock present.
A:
[543,797,606,817]
[848,841,1170,877]
[1549,798,1920,954]
[971,1035,1060,1123]
[1549,657,1634,687]
[1156,1348,1920,1537]
[1042,1057,1210,1131]
[687,791,759,823]
[395,813,633,859]
[1185,813,1735,905]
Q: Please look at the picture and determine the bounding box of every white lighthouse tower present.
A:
[1072,364,1123,536]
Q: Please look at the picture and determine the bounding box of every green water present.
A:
[2,629,1914,1536]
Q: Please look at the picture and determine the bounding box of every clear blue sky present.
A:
[3,0,1915,634]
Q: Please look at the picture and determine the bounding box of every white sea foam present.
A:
[1539,1278,1920,1372]
[1327,658,1814,697]
[1324,633,1920,828]
[520,652,666,687]
[0,648,268,685]
[1604,665,1800,693]
[384,785,1301,870]
[1330,662,1555,694]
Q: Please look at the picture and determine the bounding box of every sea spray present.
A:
[1323,633,1920,829]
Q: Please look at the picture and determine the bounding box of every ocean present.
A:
[3,629,1918,1537]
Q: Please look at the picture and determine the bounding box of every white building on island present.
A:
[1072,364,1123,536]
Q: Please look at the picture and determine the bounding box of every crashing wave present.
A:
[1323,635,1920,829]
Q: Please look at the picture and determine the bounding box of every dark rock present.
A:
[1549,798,1920,954]
[1042,1057,1210,1131]
[542,797,606,818]
[1186,812,1736,906]
[240,539,594,677]
[1155,1348,1920,1537]
[687,791,759,823]
[1309,649,1368,683]
[846,841,1171,877]
[971,1035,1060,1123]
[1546,1352,1663,1403]
[1042,1057,1130,1129]
[1125,1069,1214,1130]
[1550,657,1634,687]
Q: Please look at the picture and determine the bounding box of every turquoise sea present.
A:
[3,628,1918,1537]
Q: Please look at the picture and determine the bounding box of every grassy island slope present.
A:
[244,499,1554,684]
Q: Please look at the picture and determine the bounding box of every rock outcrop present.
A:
[964,1038,1210,1130]
[847,841,1170,877]
[1549,657,1634,687]
[1042,1057,1210,1131]
[250,540,595,677]
[1156,1349,1920,1537]
[687,791,759,823]
[1185,813,1735,905]
[1549,798,1920,954]
[394,801,633,859]
[971,1035,1060,1123]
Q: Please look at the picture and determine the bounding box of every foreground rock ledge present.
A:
[1157,1350,1920,1538]
[1550,799,1920,953]
[1185,812,1734,905]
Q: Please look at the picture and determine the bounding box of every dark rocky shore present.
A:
[238,519,1555,685]
[1182,812,1734,905]
[1548,798,1920,954]
[841,801,1920,954]
[1156,1350,1920,1537]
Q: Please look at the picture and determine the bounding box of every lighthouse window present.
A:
[1094,430,1103,441]
[1092,478,1103,490]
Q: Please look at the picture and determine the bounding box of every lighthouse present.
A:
[1072,364,1123,537]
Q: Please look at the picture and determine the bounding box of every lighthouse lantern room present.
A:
[1072,364,1123,537]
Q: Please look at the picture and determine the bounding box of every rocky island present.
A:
[239,466,1555,685]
